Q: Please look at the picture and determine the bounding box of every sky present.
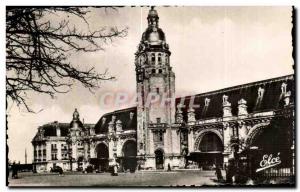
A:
[7,6,293,163]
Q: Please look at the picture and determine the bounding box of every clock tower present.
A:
[135,7,180,169]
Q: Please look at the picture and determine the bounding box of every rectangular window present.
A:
[156,118,161,123]
[140,143,143,150]
[159,132,163,142]
[154,131,164,143]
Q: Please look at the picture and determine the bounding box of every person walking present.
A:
[11,162,18,179]
[215,165,223,182]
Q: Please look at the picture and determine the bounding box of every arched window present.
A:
[151,53,155,64]
[158,53,162,64]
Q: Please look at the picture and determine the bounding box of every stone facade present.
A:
[32,7,295,173]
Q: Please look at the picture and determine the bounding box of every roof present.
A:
[176,75,294,122]
[32,121,95,142]
[94,107,137,134]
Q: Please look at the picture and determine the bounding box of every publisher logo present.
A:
[256,153,281,173]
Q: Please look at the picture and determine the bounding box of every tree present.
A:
[6,7,128,112]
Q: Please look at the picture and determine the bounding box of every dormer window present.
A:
[204,98,210,107]
[102,117,106,125]
[281,82,287,94]
[258,87,265,99]
[222,95,228,105]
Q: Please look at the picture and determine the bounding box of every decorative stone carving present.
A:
[281,82,287,94]
[176,104,184,123]
[258,87,265,98]
[116,120,123,132]
[187,107,196,122]
[238,98,248,116]
[204,98,210,106]
[89,127,95,136]
[129,112,134,120]
[108,121,115,134]
[111,115,116,123]
[222,95,232,117]
[284,91,291,106]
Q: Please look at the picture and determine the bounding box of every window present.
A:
[159,132,163,142]
[51,144,57,150]
[156,118,161,123]
[158,69,162,74]
[158,53,162,64]
[151,53,155,64]
[204,98,210,107]
[43,149,46,156]
[154,131,164,143]
[140,143,143,150]
[152,69,156,74]
[156,87,159,94]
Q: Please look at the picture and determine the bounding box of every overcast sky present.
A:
[7,6,293,163]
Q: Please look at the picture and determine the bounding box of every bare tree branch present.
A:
[6,6,128,112]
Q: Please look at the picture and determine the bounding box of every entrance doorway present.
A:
[193,132,223,169]
[95,143,109,172]
[155,149,164,170]
[122,140,137,172]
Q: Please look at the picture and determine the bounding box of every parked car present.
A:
[85,165,94,173]
[50,166,63,174]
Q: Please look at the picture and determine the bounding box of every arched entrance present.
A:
[192,132,223,170]
[77,156,84,171]
[155,149,164,170]
[95,143,109,172]
[246,120,293,171]
[122,140,137,172]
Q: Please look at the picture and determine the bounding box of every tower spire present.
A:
[147,6,159,27]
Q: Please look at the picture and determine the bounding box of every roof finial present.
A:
[73,108,79,120]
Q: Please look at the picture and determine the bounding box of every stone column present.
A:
[187,129,194,153]
[57,142,62,160]
[149,130,154,155]
[175,104,184,124]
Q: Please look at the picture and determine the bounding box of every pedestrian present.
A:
[111,157,119,176]
[11,162,18,179]
[167,163,171,171]
[215,165,223,182]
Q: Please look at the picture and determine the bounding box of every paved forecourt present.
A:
[8,170,220,187]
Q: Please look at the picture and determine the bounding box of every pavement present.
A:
[8,170,223,187]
